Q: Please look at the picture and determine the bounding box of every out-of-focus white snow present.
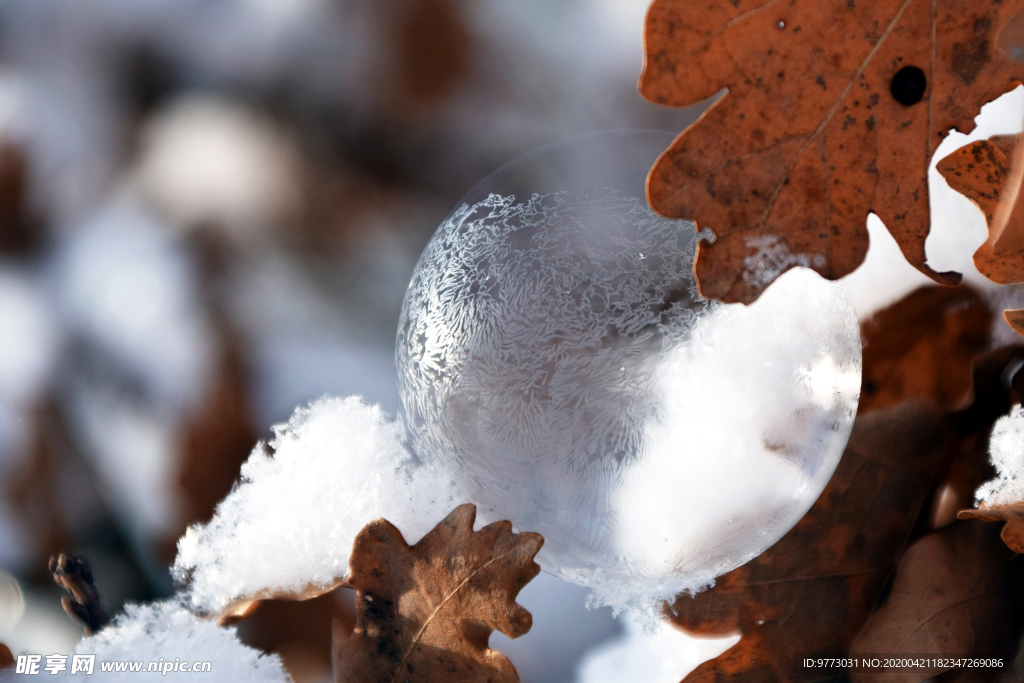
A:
[173,396,458,615]
[976,405,1024,508]
[134,96,299,242]
[0,266,57,450]
[64,384,183,536]
[47,601,291,682]
[49,198,216,538]
[53,199,215,410]
[224,255,399,425]
[573,613,739,683]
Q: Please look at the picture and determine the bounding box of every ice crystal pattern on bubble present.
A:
[397,190,860,614]
[398,191,706,558]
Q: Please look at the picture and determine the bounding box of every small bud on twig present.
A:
[49,553,110,635]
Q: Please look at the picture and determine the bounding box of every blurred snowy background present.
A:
[1,0,1023,681]
[0,0,714,681]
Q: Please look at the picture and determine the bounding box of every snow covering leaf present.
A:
[333,504,542,683]
[52,601,291,682]
[937,136,1024,285]
[669,402,957,682]
[931,345,1024,528]
[849,521,1016,682]
[173,397,458,616]
[640,0,1024,304]
[959,405,1024,553]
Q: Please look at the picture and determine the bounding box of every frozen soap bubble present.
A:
[396,131,861,614]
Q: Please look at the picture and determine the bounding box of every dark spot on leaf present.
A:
[890,66,927,105]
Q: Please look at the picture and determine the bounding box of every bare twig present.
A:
[49,553,110,635]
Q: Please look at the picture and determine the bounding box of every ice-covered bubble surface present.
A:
[396,132,862,612]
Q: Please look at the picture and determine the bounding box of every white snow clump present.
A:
[51,601,290,682]
[976,405,1024,508]
[174,396,458,614]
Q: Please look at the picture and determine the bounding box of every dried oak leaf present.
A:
[671,401,958,683]
[237,591,356,683]
[1007,308,1024,337]
[332,504,542,683]
[937,135,1024,284]
[217,578,350,626]
[640,0,1024,304]
[849,521,1016,683]
[859,285,993,415]
[959,504,1024,554]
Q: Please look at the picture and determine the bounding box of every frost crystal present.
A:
[173,396,457,614]
[976,405,1024,507]
[54,601,290,682]
[742,234,826,289]
[397,191,861,614]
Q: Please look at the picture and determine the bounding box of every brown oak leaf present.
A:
[959,504,1024,554]
[670,401,958,683]
[217,578,350,626]
[937,135,1024,284]
[849,521,1016,683]
[859,285,992,415]
[332,504,542,683]
[936,132,1024,341]
[1007,308,1024,338]
[640,0,1024,304]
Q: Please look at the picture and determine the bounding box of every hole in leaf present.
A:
[890,66,927,106]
